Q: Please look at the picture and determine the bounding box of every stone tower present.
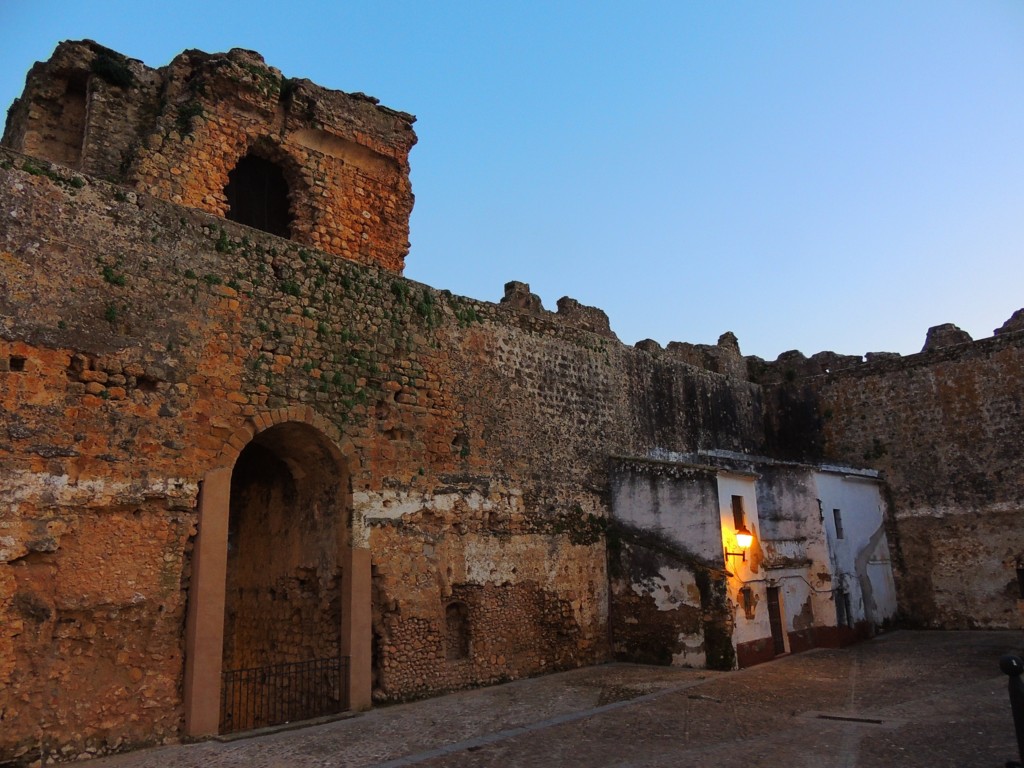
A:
[2,40,417,271]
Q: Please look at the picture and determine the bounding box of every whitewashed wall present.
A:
[814,471,898,627]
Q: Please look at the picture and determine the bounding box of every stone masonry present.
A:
[1,41,1022,764]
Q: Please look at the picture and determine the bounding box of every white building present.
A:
[609,452,898,669]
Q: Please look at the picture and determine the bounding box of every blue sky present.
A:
[2,1,1022,359]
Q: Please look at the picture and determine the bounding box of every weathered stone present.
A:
[500,281,544,314]
[995,307,1024,336]
[921,322,973,352]
[0,40,1021,765]
[555,296,617,340]
[2,39,415,273]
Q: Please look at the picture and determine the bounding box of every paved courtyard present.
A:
[89,630,1022,768]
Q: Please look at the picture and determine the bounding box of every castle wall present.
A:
[0,148,766,762]
[764,336,1024,629]
[4,38,1020,765]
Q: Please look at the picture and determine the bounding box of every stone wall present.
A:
[0,147,766,762]
[762,331,1024,629]
[607,459,733,669]
[4,39,1022,765]
[3,40,416,272]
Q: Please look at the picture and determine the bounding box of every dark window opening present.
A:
[445,602,470,661]
[731,495,746,530]
[224,154,292,238]
[1016,565,1024,599]
[9,356,26,372]
[57,73,88,168]
[833,508,844,539]
[739,586,756,620]
[836,588,852,627]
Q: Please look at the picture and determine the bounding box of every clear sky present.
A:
[2,1,1022,359]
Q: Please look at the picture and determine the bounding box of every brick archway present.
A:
[183,407,371,737]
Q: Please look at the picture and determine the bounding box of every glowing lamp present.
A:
[726,525,754,564]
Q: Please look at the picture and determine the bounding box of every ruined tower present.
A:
[3,40,417,271]
[2,39,1022,767]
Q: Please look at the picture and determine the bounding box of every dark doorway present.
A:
[220,422,347,733]
[766,587,787,656]
[224,154,292,237]
[445,602,470,660]
[835,588,853,628]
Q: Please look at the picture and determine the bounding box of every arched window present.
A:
[224,154,292,237]
[45,73,88,168]
[445,602,470,660]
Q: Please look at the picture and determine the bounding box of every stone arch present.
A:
[183,407,371,737]
[215,405,347,470]
[220,138,309,241]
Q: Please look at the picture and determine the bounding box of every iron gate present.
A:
[220,656,349,734]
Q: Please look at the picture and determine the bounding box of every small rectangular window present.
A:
[9,355,26,372]
[739,586,755,619]
[833,508,844,539]
[836,588,850,627]
[731,495,746,529]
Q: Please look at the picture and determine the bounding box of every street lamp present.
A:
[726,524,753,562]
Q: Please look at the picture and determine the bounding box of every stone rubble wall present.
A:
[762,330,1024,629]
[3,41,416,273]
[3,38,1023,765]
[0,148,766,762]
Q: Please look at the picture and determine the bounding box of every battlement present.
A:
[2,40,1023,765]
[2,40,416,272]
[744,312,1024,385]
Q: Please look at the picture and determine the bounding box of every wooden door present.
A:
[766,587,786,656]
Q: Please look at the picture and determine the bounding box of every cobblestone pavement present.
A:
[87,630,1023,768]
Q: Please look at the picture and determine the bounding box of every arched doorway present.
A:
[224,153,293,237]
[220,423,345,731]
[183,414,372,737]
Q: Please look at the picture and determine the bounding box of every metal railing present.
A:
[220,656,349,734]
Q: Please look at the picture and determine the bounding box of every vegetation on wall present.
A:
[90,51,135,89]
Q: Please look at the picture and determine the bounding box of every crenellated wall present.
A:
[2,39,1022,766]
[0,146,767,762]
[760,328,1024,629]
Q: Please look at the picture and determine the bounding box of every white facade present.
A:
[611,454,899,670]
[814,471,898,628]
[716,473,777,654]
[716,464,897,666]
